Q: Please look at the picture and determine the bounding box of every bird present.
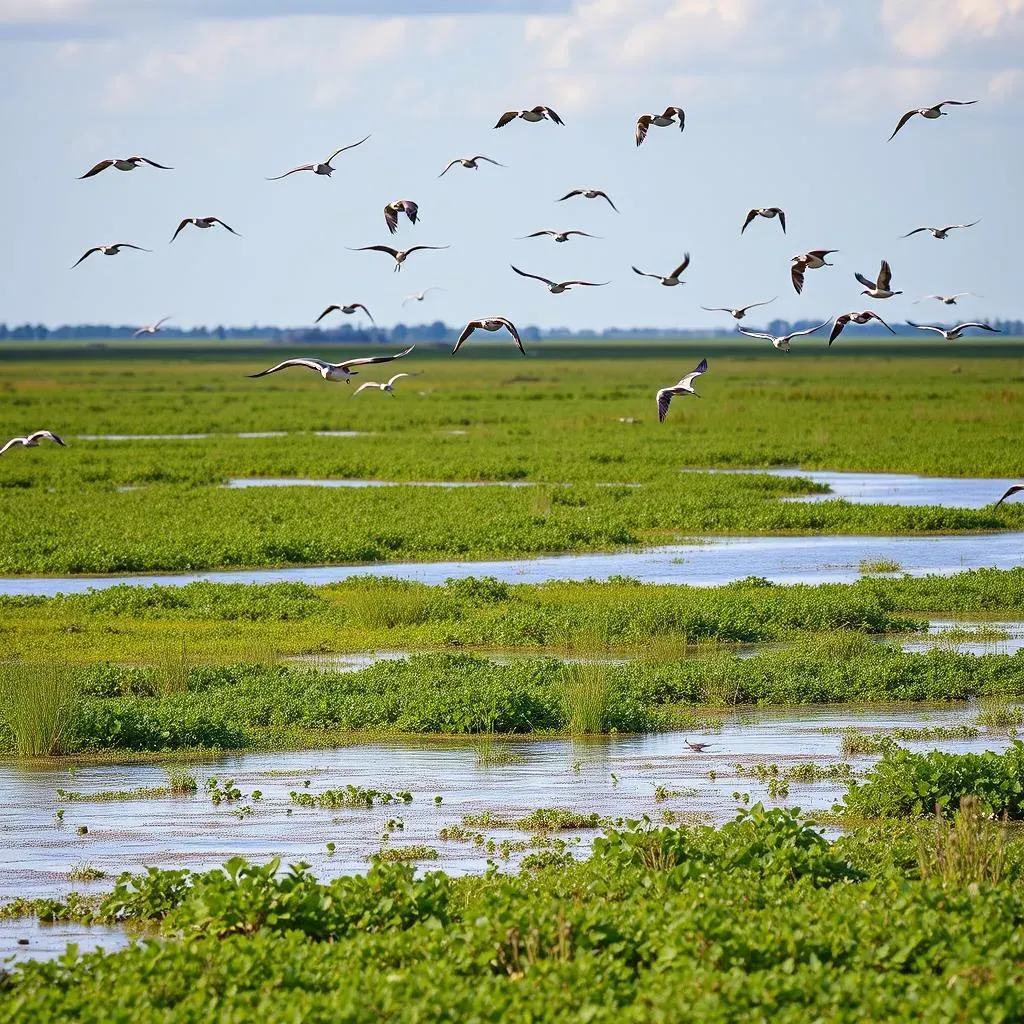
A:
[438,155,505,176]
[631,254,690,287]
[738,322,829,352]
[855,259,902,299]
[510,265,609,294]
[790,250,837,294]
[700,298,776,320]
[315,303,374,325]
[132,316,172,338]
[905,321,1001,341]
[684,739,711,752]
[741,207,786,234]
[635,106,685,146]
[384,199,419,235]
[888,100,978,141]
[71,243,150,267]
[828,311,895,346]
[402,287,443,306]
[915,293,978,306]
[248,346,415,384]
[0,430,66,456]
[170,217,239,243]
[901,220,980,239]
[558,188,618,212]
[353,373,416,397]
[349,244,449,272]
[78,155,172,179]
[995,484,1024,508]
[494,105,564,128]
[453,317,524,356]
[517,229,599,243]
[656,358,707,422]
[267,136,371,179]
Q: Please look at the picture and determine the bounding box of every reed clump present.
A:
[559,662,609,735]
[917,795,1006,887]
[0,661,79,756]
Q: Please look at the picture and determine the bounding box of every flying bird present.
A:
[915,293,978,306]
[78,155,172,179]
[738,322,829,352]
[901,220,980,240]
[656,358,707,422]
[349,244,449,272]
[132,316,172,338]
[494,105,564,128]
[353,373,417,397]
[632,253,690,287]
[855,259,901,299]
[315,303,374,325]
[384,199,419,235]
[453,317,524,356]
[0,430,66,456]
[248,346,415,384]
[267,136,371,179]
[828,311,895,346]
[438,155,505,176]
[170,217,239,243]
[558,188,618,212]
[995,484,1024,508]
[700,298,776,321]
[635,106,685,146]
[402,287,443,306]
[888,100,977,141]
[741,207,786,234]
[517,229,599,243]
[790,250,837,295]
[71,243,150,267]
[905,321,1001,341]
[510,265,609,294]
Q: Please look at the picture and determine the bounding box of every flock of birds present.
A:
[4,97,1020,507]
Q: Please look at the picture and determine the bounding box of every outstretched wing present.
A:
[595,190,619,212]
[71,246,101,267]
[78,159,114,179]
[677,358,708,390]
[452,321,478,355]
[901,227,928,237]
[790,264,805,294]
[995,484,1024,507]
[315,305,341,323]
[635,115,650,147]
[829,315,850,345]
[211,218,240,236]
[887,109,918,141]
[438,160,459,177]
[956,322,999,333]
[563,280,609,288]
[871,312,896,334]
[353,245,401,257]
[854,271,876,289]
[137,157,173,169]
[905,321,944,335]
[169,218,192,242]
[948,220,980,231]
[936,99,978,109]
[0,437,25,455]
[498,318,525,355]
[339,345,416,370]
[876,260,893,291]
[537,105,564,124]
[248,358,330,378]
[494,110,518,128]
[28,430,66,446]
[474,155,505,166]
[737,327,774,342]
[776,208,786,233]
[403,245,448,256]
[387,373,414,387]
[384,205,399,235]
[790,321,829,339]
[266,164,314,180]
[511,265,555,287]
[326,135,371,163]
[632,266,661,280]
[669,253,691,279]
[352,382,379,395]
[740,209,758,234]
[558,190,583,202]
[351,303,374,323]
[656,388,674,423]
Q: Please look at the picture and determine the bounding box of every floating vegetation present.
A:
[976,703,1024,729]
[370,845,439,863]
[291,786,414,810]
[859,559,903,574]
[57,786,171,802]
[66,864,107,882]
[889,725,980,741]
[166,766,198,794]
[474,732,528,767]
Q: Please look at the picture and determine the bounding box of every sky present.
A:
[0,0,1022,332]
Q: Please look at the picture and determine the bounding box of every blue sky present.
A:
[1,0,1021,331]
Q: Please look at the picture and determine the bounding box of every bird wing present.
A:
[152,316,171,330]
[789,321,829,339]
[520,231,553,238]
[563,280,609,287]
[948,220,980,231]
[790,264,805,294]
[557,190,583,202]
[248,358,331,378]
[402,200,419,223]
[888,109,918,141]
[403,245,448,256]
[936,99,978,109]
[118,243,151,252]
[499,318,525,355]
[829,315,850,345]
[351,382,378,395]
[676,358,708,390]
[0,437,28,455]
[854,271,876,289]
[474,156,505,166]
[266,164,315,180]
[901,227,927,237]
[354,245,401,257]
[384,205,399,234]
[700,307,730,313]
[315,305,341,323]
[596,191,619,211]
[71,247,102,267]
[452,321,478,355]
[635,116,650,147]
[131,328,146,338]
[78,159,114,179]
[663,106,685,127]
[995,484,1024,507]
[387,373,413,386]
[211,218,240,235]
[566,231,598,238]
[656,388,674,423]
[877,260,893,290]
[737,327,774,341]
[352,304,375,324]
[511,265,555,286]
[136,156,173,169]
[632,266,661,280]
[740,209,758,234]
[339,345,416,370]
[905,321,944,335]
[326,135,371,162]
[169,219,192,242]
[494,110,518,128]
[870,312,896,334]
[956,323,999,332]
[669,253,691,279]
[776,208,786,233]
[438,160,459,177]
[744,297,776,312]
[29,430,65,446]
[538,106,564,124]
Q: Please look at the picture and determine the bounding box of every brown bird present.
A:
[684,739,711,752]
[635,106,685,146]
[790,250,837,294]
[510,265,609,294]
[267,136,370,179]
[439,155,506,176]
[349,244,449,272]
[384,199,419,235]
[741,207,786,234]
[78,155,172,179]
[632,253,690,287]
[888,100,977,141]
[855,259,901,299]
[558,188,618,212]
[71,242,150,267]
[315,303,374,325]
[494,105,564,128]
[170,217,239,243]
[453,317,524,356]
[828,310,895,346]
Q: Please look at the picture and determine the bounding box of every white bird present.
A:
[635,106,685,146]
[494,106,564,128]
[0,430,66,456]
[349,244,449,272]
[656,358,707,422]
[439,155,505,176]
[353,373,416,397]
[315,303,374,325]
[132,316,172,338]
[742,207,786,234]
[790,250,837,294]
[700,298,776,320]
[915,293,978,306]
[384,199,419,235]
[902,220,980,240]
[888,100,977,141]
[72,243,150,267]
[453,317,524,356]
[738,322,829,352]
[995,484,1024,508]
[517,229,599,243]
[632,254,690,287]
[510,265,609,294]
[855,259,901,299]
[402,287,444,306]
[558,188,618,212]
[905,321,1001,341]
[170,217,240,243]
[828,311,895,347]
[248,346,415,384]
[267,136,370,179]
[78,155,172,179]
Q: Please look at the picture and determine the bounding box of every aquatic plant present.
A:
[290,786,413,809]
[917,795,1006,886]
[0,661,79,756]
[558,661,609,734]
[371,845,439,863]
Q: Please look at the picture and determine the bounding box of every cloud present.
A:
[881,0,1024,59]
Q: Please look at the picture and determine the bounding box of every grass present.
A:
[371,845,439,863]
[0,661,79,756]
[56,786,171,802]
[558,662,609,734]
[917,795,1007,886]
[859,558,903,574]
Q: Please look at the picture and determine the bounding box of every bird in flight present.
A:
[790,250,837,294]
[905,321,1001,341]
[453,317,524,356]
[517,229,599,243]
[170,217,239,243]
[353,373,417,397]
[632,253,690,287]
[132,316,172,338]
[700,298,776,321]
[267,136,370,179]
[315,303,374,325]
[402,287,443,306]
[1,430,66,456]
[558,188,618,212]
[248,346,415,384]
[510,265,609,294]
[738,322,829,352]
[995,484,1024,508]
[901,220,979,240]
[888,100,977,141]
[439,155,505,176]
[72,242,150,267]
[656,358,707,422]
[828,311,895,346]
[915,293,978,306]
[494,105,563,128]
[635,106,685,146]
[78,155,172,179]
[741,207,786,234]
[384,199,419,235]
[855,259,901,299]
[349,244,449,272]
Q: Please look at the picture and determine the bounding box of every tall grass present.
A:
[917,796,1006,887]
[559,662,609,735]
[0,661,79,756]
[343,584,435,630]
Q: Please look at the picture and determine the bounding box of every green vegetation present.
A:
[290,786,413,809]
[0,661,78,756]
[859,558,902,574]
[371,845,439,863]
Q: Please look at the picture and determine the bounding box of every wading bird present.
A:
[349,244,449,272]
[494,105,563,128]
[635,106,685,146]
[266,136,370,179]
[78,155,172,179]
[510,265,609,294]
[684,739,711,752]
[656,358,707,422]
[0,430,66,456]
[738,322,829,352]
[517,229,599,243]
[915,293,978,305]
[384,199,418,235]
[741,207,786,234]
[353,373,416,397]
[402,287,443,306]
[558,188,618,212]
[828,310,895,346]
[888,100,977,141]
[790,250,837,294]
[453,317,524,356]
[632,253,690,287]
[314,303,374,325]
[995,484,1024,507]
[700,298,776,320]
[248,346,415,384]
[855,259,901,299]
[132,316,172,338]
[905,321,1001,341]
[170,217,239,243]
[438,155,505,176]
[72,242,150,267]
[901,220,980,240]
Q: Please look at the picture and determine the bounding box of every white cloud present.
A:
[881,0,1024,59]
